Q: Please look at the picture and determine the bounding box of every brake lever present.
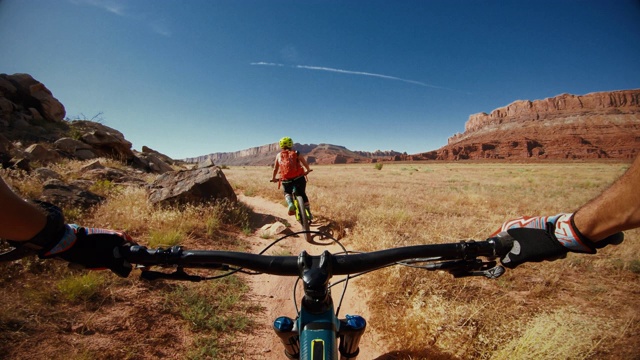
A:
[449,262,506,279]
[405,258,506,279]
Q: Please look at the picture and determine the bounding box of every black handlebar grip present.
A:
[487,232,515,257]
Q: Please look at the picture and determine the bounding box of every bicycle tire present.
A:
[296,195,312,243]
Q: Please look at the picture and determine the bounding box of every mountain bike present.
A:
[272,171,313,243]
[118,231,514,360]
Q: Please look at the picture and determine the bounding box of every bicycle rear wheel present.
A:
[296,195,312,243]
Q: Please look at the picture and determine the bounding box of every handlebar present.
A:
[120,232,514,278]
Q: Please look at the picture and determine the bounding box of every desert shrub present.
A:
[89,179,118,196]
[147,229,185,248]
[491,307,611,360]
[56,271,106,302]
[0,168,43,198]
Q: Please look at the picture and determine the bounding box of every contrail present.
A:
[250,62,451,90]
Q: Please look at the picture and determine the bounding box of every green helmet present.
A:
[279,137,294,149]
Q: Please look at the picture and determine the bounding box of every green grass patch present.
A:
[56,272,106,302]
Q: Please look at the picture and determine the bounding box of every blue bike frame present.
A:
[273,250,366,359]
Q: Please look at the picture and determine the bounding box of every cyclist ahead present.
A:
[271,136,313,218]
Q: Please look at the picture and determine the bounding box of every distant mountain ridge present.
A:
[184,144,403,166]
[188,89,640,165]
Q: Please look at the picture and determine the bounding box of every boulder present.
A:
[34,167,62,181]
[54,137,93,153]
[1,73,66,122]
[141,145,175,165]
[81,167,146,186]
[79,160,105,172]
[71,120,135,161]
[260,222,287,237]
[40,179,104,209]
[197,158,215,169]
[147,166,236,206]
[24,143,60,164]
[135,151,174,174]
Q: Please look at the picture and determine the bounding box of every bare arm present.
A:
[272,154,280,181]
[299,155,311,172]
[574,155,640,241]
[0,176,46,241]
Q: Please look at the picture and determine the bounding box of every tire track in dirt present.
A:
[236,194,387,359]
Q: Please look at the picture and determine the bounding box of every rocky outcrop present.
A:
[460,90,639,136]
[413,90,640,161]
[0,73,176,173]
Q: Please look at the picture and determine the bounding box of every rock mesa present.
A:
[413,90,640,161]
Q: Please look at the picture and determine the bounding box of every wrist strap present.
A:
[569,215,597,253]
[553,213,596,253]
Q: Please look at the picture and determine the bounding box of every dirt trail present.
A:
[236,194,387,359]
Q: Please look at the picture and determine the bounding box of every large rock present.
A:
[135,151,174,174]
[147,165,237,206]
[141,146,175,165]
[1,73,66,122]
[54,137,96,159]
[40,179,104,209]
[24,143,61,163]
[71,120,135,161]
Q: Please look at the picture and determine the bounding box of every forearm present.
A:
[574,156,640,241]
[0,178,47,241]
[300,157,311,171]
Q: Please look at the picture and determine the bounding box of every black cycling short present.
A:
[282,176,309,204]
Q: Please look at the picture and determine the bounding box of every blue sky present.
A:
[1,0,639,159]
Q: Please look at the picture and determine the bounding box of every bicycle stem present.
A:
[299,250,334,314]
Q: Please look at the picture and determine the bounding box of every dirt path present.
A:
[236,194,387,359]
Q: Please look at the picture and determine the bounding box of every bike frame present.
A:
[273,250,366,359]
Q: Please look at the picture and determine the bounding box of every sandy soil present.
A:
[236,194,387,359]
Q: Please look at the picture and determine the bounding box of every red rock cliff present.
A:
[415,90,640,161]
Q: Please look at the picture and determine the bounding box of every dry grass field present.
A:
[1,160,638,359]
[226,161,640,359]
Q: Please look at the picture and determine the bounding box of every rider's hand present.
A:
[40,225,136,278]
[22,201,135,277]
[492,213,623,268]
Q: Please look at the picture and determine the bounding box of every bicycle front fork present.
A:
[273,315,367,360]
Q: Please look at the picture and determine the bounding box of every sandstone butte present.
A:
[411,89,640,161]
